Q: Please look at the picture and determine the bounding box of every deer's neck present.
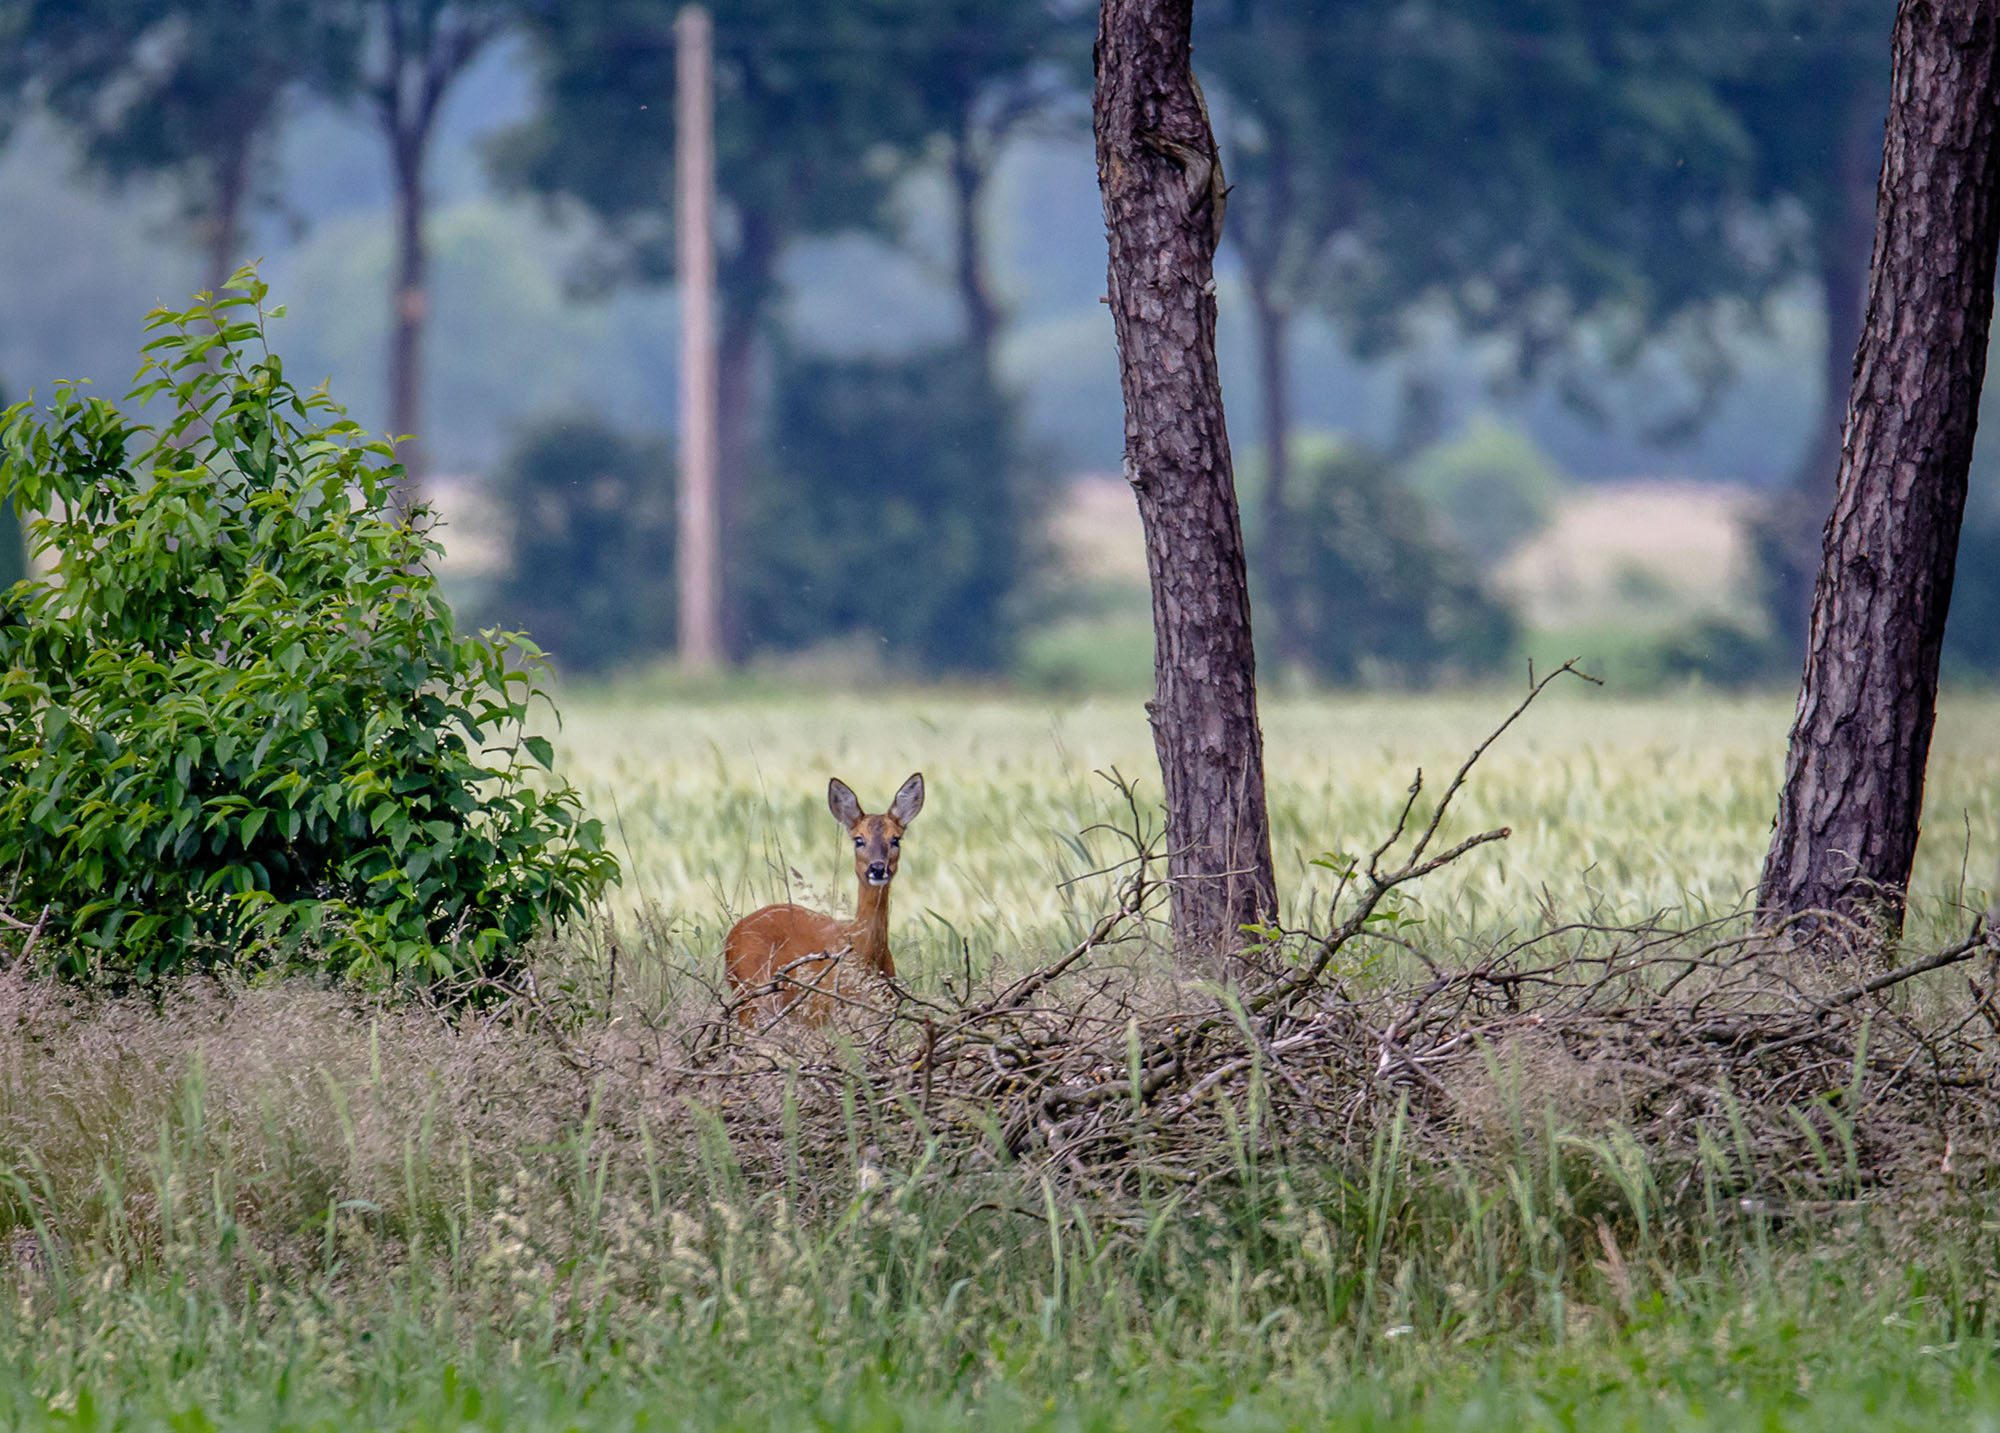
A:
[847,879,895,979]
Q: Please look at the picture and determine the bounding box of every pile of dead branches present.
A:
[546,665,2000,1207]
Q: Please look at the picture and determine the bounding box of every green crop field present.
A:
[3,686,2000,1431]
[557,683,2000,966]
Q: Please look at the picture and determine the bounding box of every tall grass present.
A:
[5,970,2000,1429]
[0,968,1992,1424]
[1,689,1997,1427]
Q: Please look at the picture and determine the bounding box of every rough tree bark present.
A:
[1095,0,1279,955]
[1759,0,2000,939]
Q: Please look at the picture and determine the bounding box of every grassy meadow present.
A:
[3,683,2000,1430]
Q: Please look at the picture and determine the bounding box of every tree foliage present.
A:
[485,415,677,677]
[0,0,358,292]
[0,279,616,981]
[498,0,918,311]
[497,1,1056,659]
[1205,0,1780,394]
[741,344,1025,674]
[1272,440,1517,685]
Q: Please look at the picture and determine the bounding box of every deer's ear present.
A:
[828,778,863,828]
[889,772,925,826]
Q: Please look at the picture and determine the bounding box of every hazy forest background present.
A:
[5,0,1998,695]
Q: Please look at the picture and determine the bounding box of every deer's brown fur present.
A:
[724,774,924,1027]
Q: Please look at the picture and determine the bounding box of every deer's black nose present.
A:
[866,862,891,883]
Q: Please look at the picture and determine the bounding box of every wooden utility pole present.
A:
[1759,0,2000,940]
[675,5,722,671]
[1095,0,1279,956]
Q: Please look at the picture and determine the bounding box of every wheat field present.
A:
[552,683,2000,974]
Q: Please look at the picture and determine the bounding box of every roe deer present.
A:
[724,773,925,1027]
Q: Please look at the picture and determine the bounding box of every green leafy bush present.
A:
[1401,415,1567,566]
[0,280,618,982]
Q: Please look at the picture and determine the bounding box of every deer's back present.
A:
[724,902,848,988]
[726,904,874,1027]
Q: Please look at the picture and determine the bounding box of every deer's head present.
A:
[828,773,925,888]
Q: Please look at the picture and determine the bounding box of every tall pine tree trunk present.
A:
[1095,0,1278,957]
[1759,0,2000,940]
[947,121,1001,382]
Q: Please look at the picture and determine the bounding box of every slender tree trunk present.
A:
[1759,0,2000,940]
[387,132,429,513]
[363,5,501,521]
[1771,90,1889,650]
[715,210,777,659]
[947,123,1001,380]
[1095,0,1279,957]
[1242,258,1301,670]
[203,131,253,300]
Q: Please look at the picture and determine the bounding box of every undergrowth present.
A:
[4,953,2000,1430]
[1,683,1997,1426]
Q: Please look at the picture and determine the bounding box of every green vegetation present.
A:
[0,684,1996,1427]
[553,684,1995,965]
[1403,414,1569,566]
[485,415,677,677]
[6,995,2000,1431]
[0,284,616,981]
[742,344,1032,675]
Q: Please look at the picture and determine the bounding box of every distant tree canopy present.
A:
[1,0,1972,688]
[742,345,1027,675]
[0,0,357,294]
[1206,0,1782,381]
[498,0,1058,672]
[1198,0,1804,670]
[485,415,677,677]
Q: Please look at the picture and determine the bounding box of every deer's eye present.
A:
[889,837,900,848]
[854,837,865,848]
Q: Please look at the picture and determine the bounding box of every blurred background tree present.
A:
[1200,0,1793,671]
[0,0,357,296]
[498,0,933,658]
[1401,417,1568,568]
[1,0,1996,689]
[1240,435,1517,685]
[357,0,512,499]
[741,344,1025,675]
[1724,0,1897,651]
[484,415,677,677]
